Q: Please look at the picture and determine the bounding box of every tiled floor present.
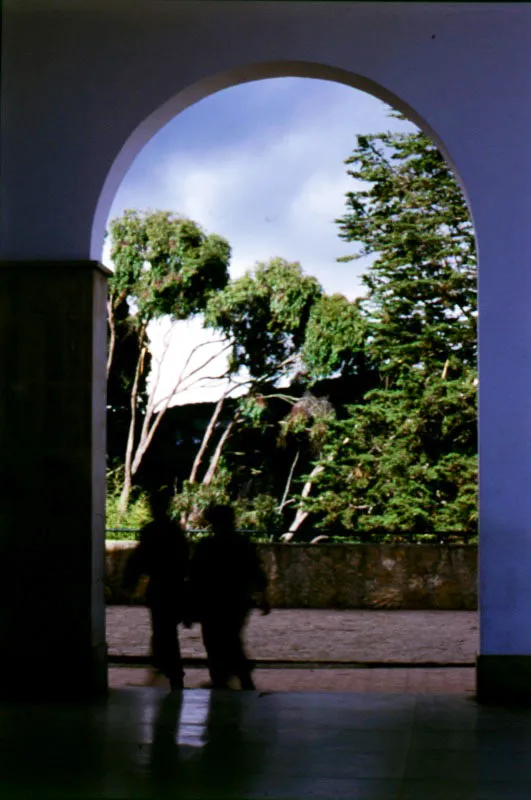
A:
[1,688,530,799]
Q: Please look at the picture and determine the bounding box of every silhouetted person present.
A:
[189,504,270,690]
[123,488,189,690]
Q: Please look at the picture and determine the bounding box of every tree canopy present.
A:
[337,123,476,380]
[106,210,231,515]
[306,120,478,539]
[302,294,367,383]
[204,257,323,380]
[105,118,478,542]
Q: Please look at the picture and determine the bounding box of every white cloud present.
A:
[292,171,351,218]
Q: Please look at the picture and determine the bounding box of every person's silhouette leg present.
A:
[152,605,184,689]
[202,617,231,688]
[150,607,164,674]
[230,613,255,690]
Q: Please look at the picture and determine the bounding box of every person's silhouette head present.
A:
[149,487,173,521]
[204,504,235,535]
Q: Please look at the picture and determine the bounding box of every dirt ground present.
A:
[109,665,476,694]
[107,607,479,664]
[107,607,478,694]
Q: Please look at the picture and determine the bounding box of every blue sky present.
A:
[104,77,416,297]
[102,78,417,405]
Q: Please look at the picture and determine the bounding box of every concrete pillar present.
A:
[0,261,108,700]
[474,178,531,704]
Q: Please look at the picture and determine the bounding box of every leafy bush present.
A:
[106,468,151,538]
[234,493,283,539]
[172,459,231,537]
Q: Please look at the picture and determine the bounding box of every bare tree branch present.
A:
[279,449,300,512]
[202,414,240,486]
[259,393,301,404]
[282,463,325,541]
[166,342,233,400]
[189,394,227,483]
[106,288,129,378]
[131,334,234,475]
[172,336,232,391]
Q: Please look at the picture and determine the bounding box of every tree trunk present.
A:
[107,298,116,378]
[279,449,300,512]
[118,326,147,519]
[202,415,238,486]
[180,414,238,530]
[130,382,161,478]
[189,394,226,483]
[282,464,324,541]
[118,468,132,520]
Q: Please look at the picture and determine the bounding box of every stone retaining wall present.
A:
[106,541,477,610]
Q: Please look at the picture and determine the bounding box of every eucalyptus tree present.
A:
[107,209,231,515]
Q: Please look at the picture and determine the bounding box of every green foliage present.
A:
[106,209,232,517]
[337,125,476,380]
[108,210,231,325]
[105,468,152,537]
[237,393,269,431]
[279,394,335,453]
[205,257,322,379]
[304,120,478,537]
[106,121,478,542]
[234,494,283,538]
[309,368,477,535]
[172,459,232,533]
[302,294,366,382]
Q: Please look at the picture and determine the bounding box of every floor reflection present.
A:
[2,689,531,799]
[148,689,274,798]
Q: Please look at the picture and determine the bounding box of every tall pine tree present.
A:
[307,118,478,539]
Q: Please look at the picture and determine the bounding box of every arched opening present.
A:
[91,61,474,260]
[99,65,477,695]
